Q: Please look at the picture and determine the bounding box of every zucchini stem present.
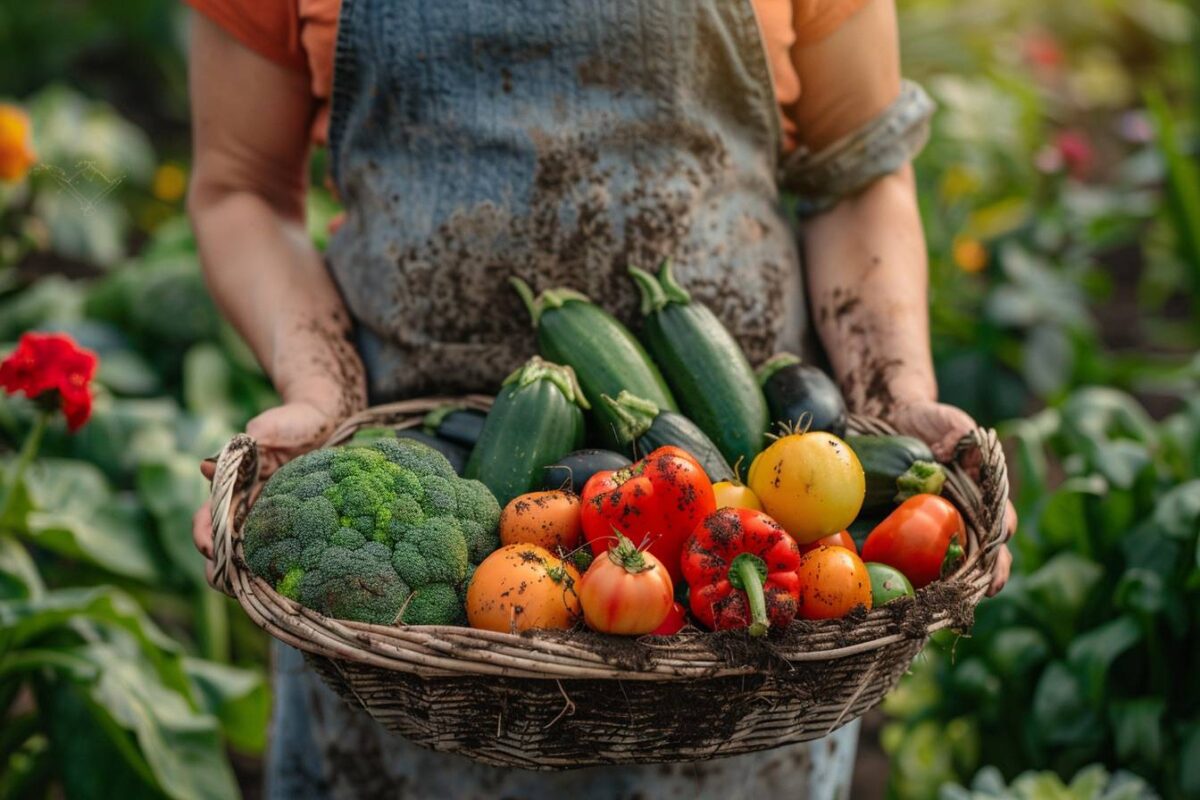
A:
[755,352,803,386]
[509,277,591,328]
[656,259,692,305]
[600,390,659,443]
[628,265,668,315]
[895,461,946,502]
[503,356,591,409]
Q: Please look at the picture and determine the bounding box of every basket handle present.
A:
[208,433,260,597]
[952,426,1010,582]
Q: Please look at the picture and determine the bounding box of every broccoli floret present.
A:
[241,440,501,625]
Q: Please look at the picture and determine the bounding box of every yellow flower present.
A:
[952,236,989,273]
[0,103,37,183]
[152,162,188,203]
[939,165,981,203]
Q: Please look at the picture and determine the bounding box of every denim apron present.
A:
[267,0,862,796]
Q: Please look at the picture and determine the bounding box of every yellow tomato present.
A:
[712,481,762,511]
[747,432,865,544]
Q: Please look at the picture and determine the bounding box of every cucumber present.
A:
[758,353,847,438]
[511,278,676,448]
[466,357,588,506]
[628,261,768,474]
[540,449,632,493]
[846,434,946,512]
[423,404,487,448]
[601,390,734,483]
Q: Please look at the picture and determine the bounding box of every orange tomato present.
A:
[795,546,873,620]
[798,530,856,556]
[499,490,582,552]
[466,544,581,633]
[712,481,762,511]
[578,534,674,635]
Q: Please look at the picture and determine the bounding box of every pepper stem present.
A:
[755,352,802,386]
[895,461,946,502]
[600,390,659,444]
[941,540,965,578]
[628,265,668,315]
[728,552,770,637]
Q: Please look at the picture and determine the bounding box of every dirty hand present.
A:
[192,379,362,581]
[885,400,1016,595]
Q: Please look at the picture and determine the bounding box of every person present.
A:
[186,1,1015,797]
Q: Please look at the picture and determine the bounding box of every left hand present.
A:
[884,400,1015,595]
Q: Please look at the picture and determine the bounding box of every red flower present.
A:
[0,333,98,431]
[1055,129,1095,180]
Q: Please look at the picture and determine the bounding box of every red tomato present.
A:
[580,446,715,584]
[649,601,688,636]
[578,534,674,635]
[798,530,856,556]
[795,546,873,620]
[861,494,966,589]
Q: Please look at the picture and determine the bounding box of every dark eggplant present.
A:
[395,429,470,475]
[540,449,632,493]
[757,353,847,438]
[601,391,735,483]
[423,404,487,448]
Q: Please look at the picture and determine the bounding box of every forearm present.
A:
[803,166,936,416]
[188,186,366,417]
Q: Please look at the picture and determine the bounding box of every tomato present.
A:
[861,494,966,589]
[499,490,582,552]
[795,546,873,620]
[649,601,688,636]
[580,446,714,584]
[798,530,856,556]
[466,544,581,633]
[747,431,865,544]
[865,562,914,605]
[578,534,674,635]
[712,480,762,511]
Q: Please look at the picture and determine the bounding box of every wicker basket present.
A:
[208,396,1008,770]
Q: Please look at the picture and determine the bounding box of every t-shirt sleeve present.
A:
[184,0,307,73]
[792,0,873,45]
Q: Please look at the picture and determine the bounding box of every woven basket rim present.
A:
[209,398,1008,682]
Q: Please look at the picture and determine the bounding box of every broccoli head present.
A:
[243,438,500,625]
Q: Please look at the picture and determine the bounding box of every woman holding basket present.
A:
[186,0,1014,796]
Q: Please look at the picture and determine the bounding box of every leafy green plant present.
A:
[884,384,1200,799]
[941,764,1159,800]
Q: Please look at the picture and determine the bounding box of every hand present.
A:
[884,400,1016,596]
[192,379,363,581]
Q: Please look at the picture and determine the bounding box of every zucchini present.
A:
[758,353,848,438]
[466,357,588,506]
[540,449,632,493]
[846,434,946,512]
[601,390,734,482]
[423,404,487,448]
[511,278,676,448]
[628,261,768,473]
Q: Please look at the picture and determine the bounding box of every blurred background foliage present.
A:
[0,0,1197,798]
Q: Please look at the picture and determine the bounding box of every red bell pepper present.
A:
[681,507,802,637]
[581,446,715,584]
[861,494,966,589]
[649,601,688,636]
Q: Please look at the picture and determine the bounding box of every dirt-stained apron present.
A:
[267,0,860,796]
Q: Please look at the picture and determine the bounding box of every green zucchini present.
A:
[601,390,734,483]
[628,260,767,473]
[423,404,487,448]
[511,278,676,448]
[846,434,946,512]
[758,353,847,438]
[466,357,588,506]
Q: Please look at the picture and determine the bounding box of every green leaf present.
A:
[1066,616,1141,704]
[1019,553,1104,648]
[1180,723,1200,798]
[1030,662,1103,749]
[1113,569,1166,616]
[184,658,269,754]
[71,641,239,800]
[1108,698,1164,769]
[1148,480,1200,540]
[988,626,1050,682]
[0,535,44,600]
[136,454,209,587]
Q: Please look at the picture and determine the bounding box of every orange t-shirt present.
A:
[186,0,871,152]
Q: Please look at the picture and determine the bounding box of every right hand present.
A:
[192,392,357,574]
